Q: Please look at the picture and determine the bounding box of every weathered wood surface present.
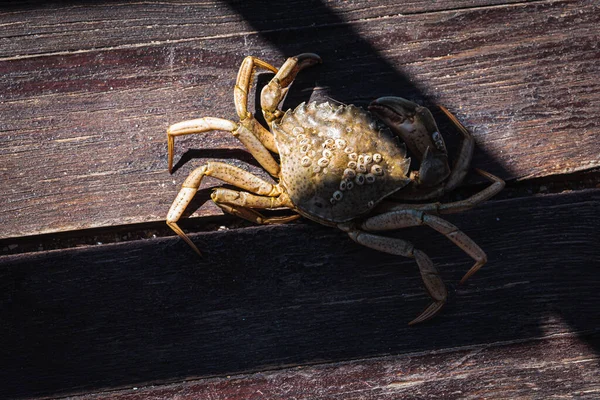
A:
[1,0,599,238]
[1,189,598,398]
[68,333,600,400]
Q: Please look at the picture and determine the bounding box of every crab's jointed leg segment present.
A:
[438,105,475,192]
[361,209,487,285]
[234,56,279,120]
[215,202,300,225]
[260,53,322,125]
[167,117,237,173]
[438,169,505,215]
[345,230,446,325]
[166,116,280,177]
[379,169,505,216]
[212,187,294,210]
[212,189,300,225]
[167,55,285,174]
[166,161,284,255]
[234,56,280,153]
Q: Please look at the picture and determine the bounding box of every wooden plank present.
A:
[1,189,598,398]
[1,0,599,239]
[67,333,600,400]
[0,0,535,59]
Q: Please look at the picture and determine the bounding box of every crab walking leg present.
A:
[212,187,293,209]
[167,117,237,173]
[234,56,279,119]
[439,169,505,214]
[211,187,300,224]
[361,210,487,285]
[234,56,280,153]
[438,106,475,192]
[167,117,280,177]
[379,169,505,215]
[346,230,447,325]
[215,203,300,225]
[167,161,283,255]
[260,53,322,125]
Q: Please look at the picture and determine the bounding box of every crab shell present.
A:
[273,101,412,225]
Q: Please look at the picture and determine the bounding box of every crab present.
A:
[165,53,504,324]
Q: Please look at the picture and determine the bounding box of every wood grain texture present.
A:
[0,0,535,59]
[1,0,599,238]
[67,333,600,400]
[1,189,598,398]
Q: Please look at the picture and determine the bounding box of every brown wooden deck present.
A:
[1,0,599,398]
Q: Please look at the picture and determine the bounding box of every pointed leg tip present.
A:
[408,301,445,325]
[167,221,203,257]
[460,261,485,284]
[459,274,472,285]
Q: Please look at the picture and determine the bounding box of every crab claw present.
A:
[369,97,450,187]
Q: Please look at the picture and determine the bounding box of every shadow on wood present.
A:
[1,190,599,398]
[1,1,599,398]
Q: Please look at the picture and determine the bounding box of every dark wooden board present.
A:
[68,333,600,400]
[1,0,599,238]
[1,189,598,398]
[0,0,536,59]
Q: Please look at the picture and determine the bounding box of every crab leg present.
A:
[167,117,236,173]
[260,53,322,125]
[167,117,279,177]
[345,229,446,325]
[215,202,300,225]
[437,106,474,191]
[378,169,505,215]
[439,169,505,214]
[211,188,299,224]
[234,56,280,153]
[212,187,293,209]
[167,161,284,255]
[361,210,487,285]
[167,56,283,173]
[212,188,300,226]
